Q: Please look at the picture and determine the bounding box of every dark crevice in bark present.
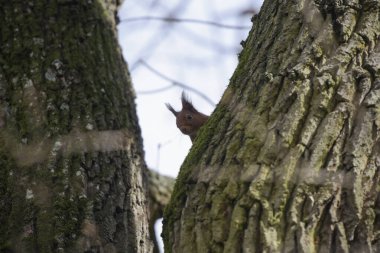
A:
[304,108,329,159]
[282,183,298,251]
[218,150,227,166]
[329,225,338,253]
[300,194,309,224]
[291,92,312,147]
[374,188,380,244]
[315,196,335,252]
[268,170,277,205]
[321,120,346,170]
[294,231,299,253]
[254,201,263,253]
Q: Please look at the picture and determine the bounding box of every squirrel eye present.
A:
[186,114,193,120]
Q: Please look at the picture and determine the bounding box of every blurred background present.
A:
[117,0,263,251]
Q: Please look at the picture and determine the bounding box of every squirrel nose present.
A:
[180,126,191,134]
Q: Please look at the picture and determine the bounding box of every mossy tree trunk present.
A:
[163,0,380,252]
[0,1,152,252]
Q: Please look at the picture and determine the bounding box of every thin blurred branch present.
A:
[239,8,257,16]
[137,84,174,94]
[128,0,192,71]
[120,16,251,30]
[176,25,239,53]
[137,60,216,106]
[155,137,176,170]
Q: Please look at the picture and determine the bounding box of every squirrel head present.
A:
[166,92,209,142]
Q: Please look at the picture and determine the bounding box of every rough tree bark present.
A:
[0,1,152,252]
[163,0,380,252]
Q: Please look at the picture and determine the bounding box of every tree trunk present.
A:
[163,0,380,252]
[0,1,152,252]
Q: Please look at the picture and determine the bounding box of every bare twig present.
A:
[120,16,251,30]
[137,84,174,94]
[128,0,192,71]
[137,60,216,106]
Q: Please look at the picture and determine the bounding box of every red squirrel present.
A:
[166,92,209,142]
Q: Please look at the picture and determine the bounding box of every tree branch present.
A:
[137,60,216,106]
[120,16,251,30]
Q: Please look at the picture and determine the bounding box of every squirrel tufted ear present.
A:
[166,103,178,116]
[181,91,196,111]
